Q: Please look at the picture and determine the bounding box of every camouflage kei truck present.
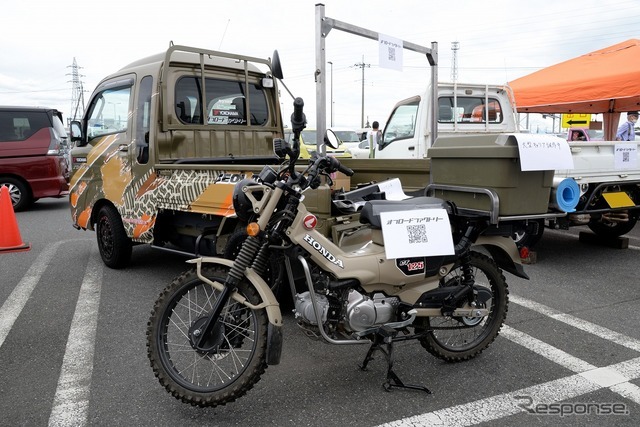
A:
[69,44,431,269]
[70,45,318,268]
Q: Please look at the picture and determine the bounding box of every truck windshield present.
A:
[87,86,131,141]
[383,100,419,144]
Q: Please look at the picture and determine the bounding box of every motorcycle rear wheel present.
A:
[418,252,508,362]
[147,265,268,407]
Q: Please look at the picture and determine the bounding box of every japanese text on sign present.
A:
[514,134,574,171]
[380,209,454,259]
[378,33,403,71]
[614,143,638,169]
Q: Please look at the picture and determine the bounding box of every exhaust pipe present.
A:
[602,211,629,223]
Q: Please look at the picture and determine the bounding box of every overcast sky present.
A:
[1,0,638,132]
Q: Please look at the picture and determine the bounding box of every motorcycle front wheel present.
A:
[417,251,508,362]
[147,265,268,407]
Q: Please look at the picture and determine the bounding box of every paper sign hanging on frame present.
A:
[379,34,403,71]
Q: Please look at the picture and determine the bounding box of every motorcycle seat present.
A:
[360,197,450,229]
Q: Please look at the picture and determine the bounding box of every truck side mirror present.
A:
[271,50,283,80]
[70,121,85,146]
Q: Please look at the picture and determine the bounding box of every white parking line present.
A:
[378,296,640,427]
[500,325,596,372]
[48,247,103,427]
[510,294,640,352]
[0,242,62,349]
[378,373,603,427]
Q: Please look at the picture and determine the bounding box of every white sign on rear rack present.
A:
[380,209,455,259]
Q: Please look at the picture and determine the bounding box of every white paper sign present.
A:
[515,134,574,171]
[614,143,638,169]
[380,209,454,259]
[378,34,403,71]
[377,178,411,200]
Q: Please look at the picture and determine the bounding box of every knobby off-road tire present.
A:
[418,251,508,362]
[147,265,268,407]
[95,205,132,268]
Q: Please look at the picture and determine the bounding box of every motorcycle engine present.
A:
[345,291,399,332]
[294,292,329,325]
[294,290,399,333]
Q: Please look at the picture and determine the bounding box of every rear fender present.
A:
[473,235,529,280]
[187,256,284,365]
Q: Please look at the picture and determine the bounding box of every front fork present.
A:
[192,235,263,351]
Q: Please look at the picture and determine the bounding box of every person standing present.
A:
[615,111,638,141]
[368,121,382,158]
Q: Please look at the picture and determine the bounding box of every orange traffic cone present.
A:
[0,185,31,253]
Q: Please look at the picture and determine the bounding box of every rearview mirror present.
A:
[324,129,340,149]
[70,121,84,146]
[271,50,283,80]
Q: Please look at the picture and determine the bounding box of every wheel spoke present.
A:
[151,271,266,397]
[418,252,508,361]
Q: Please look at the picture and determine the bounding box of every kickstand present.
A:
[359,325,431,394]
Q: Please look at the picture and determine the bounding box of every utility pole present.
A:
[451,41,460,82]
[67,58,86,124]
[353,56,370,128]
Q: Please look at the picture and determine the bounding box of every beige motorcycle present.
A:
[147,98,528,407]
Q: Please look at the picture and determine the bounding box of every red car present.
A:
[0,107,70,211]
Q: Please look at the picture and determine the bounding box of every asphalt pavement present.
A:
[1,197,640,426]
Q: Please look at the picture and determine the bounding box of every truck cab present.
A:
[371,83,518,159]
[69,45,285,268]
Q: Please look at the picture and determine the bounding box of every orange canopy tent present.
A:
[509,39,640,140]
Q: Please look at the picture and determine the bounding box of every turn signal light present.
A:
[246,222,260,236]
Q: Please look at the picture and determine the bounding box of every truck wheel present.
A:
[512,219,544,248]
[96,205,132,268]
[588,216,637,238]
[0,177,32,212]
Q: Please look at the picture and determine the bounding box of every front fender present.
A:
[473,235,529,280]
[187,256,284,365]
[186,257,283,326]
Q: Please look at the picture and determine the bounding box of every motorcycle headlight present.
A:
[232,179,261,222]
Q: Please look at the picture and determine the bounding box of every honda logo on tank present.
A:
[303,214,317,230]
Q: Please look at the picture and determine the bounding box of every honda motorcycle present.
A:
[147,98,529,407]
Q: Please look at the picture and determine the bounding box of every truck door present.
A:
[376,98,420,159]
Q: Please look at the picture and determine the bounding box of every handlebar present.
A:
[291,97,306,131]
[300,155,354,189]
[283,97,353,188]
[327,156,354,177]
